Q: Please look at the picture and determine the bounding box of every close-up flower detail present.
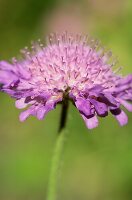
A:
[0,32,132,129]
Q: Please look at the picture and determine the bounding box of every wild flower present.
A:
[0,33,131,129]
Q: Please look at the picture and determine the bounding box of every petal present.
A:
[119,99,132,112]
[19,105,37,121]
[0,61,18,85]
[15,98,27,109]
[0,61,15,71]
[36,107,46,120]
[36,101,56,120]
[103,93,118,106]
[118,74,132,86]
[88,85,104,96]
[81,114,98,129]
[90,98,108,117]
[0,71,17,85]
[75,97,92,116]
[114,75,132,93]
[18,64,31,80]
[111,109,128,126]
[19,109,32,122]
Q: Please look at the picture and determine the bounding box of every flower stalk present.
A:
[58,98,69,133]
[47,102,68,200]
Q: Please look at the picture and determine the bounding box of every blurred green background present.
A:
[0,0,132,199]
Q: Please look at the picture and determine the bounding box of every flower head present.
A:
[0,33,132,129]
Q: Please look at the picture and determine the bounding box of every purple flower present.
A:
[0,33,132,129]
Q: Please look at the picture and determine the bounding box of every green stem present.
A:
[58,99,69,133]
[47,100,69,200]
[46,130,66,200]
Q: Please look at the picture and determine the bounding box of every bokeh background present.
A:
[0,0,132,199]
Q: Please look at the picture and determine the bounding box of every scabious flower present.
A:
[0,33,132,129]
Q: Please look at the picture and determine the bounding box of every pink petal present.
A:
[0,61,14,71]
[19,109,32,121]
[115,110,128,126]
[81,114,98,129]
[36,107,47,120]
[119,99,132,112]
[15,98,27,109]
[36,101,56,120]
[75,97,91,116]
